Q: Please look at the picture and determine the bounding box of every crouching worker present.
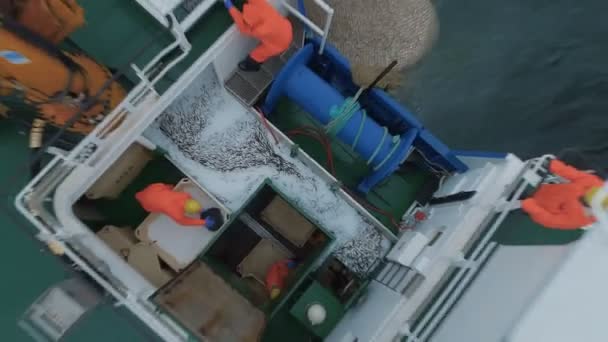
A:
[266,258,297,300]
[224,0,293,72]
[521,159,604,230]
[135,183,224,230]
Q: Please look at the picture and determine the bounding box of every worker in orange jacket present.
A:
[135,183,209,227]
[224,0,293,72]
[265,258,297,299]
[521,159,603,230]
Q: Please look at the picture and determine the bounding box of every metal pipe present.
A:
[318,7,334,54]
[311,0,332,12]
[282,1,324,36]
[181,0,217,31]
[140,15,187,76]
[419,242,497,341]
[133,0,171,27]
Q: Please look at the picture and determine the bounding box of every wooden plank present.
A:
[260,196,316,247]
[155,262,266,342]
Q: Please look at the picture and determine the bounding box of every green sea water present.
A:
[2,0,607,340]
[399,0,608,174]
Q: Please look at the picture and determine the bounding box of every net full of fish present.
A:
[145,69,389,275]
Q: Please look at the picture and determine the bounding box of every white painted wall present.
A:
[327,155,527,342]
[507,227,608,342]
[431,244,573,342]
[326,281,405,342]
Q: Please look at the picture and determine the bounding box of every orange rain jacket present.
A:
[135,183,206,226]
[265,259,291,294]
[229,0,293,63]
[522,160,603,230]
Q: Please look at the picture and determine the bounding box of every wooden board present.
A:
[261,196,316,247]
[86,143,153,199]
[238,239,291,285]
[127,243,173,287]
[96,225,136,259]
[154,262,266,342]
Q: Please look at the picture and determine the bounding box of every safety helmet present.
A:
[184,199,202,214]
[270,287,281,300]
[583,187,608,208]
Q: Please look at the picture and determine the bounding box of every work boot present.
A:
[238,56,261,72]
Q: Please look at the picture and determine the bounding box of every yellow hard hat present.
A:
[270,288,281,300]
[583,187,608,208]
[184,199,202,214]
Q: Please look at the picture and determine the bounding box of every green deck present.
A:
[0,1,233,340]
[197,182,336,342]
[0,121,159,341]
[69,0,236,92]
[270,100,433,231]
[84,156,185,231]
[0,117,583,341]
[289,281,344,338]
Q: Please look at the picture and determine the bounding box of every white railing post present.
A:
[281,0,334,54]
[313,0,334,54]
[282,1,324,35]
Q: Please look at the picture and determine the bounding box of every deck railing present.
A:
[401,154,554,342]
[281,0,334,54]
[134,0,217,31]
[12,3,241,340]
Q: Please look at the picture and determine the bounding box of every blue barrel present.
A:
[284,64,405,169]
[264,44,412,180]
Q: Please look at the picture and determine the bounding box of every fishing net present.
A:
[149,68,389,275]
[304,0,439,90]
[158,74,302,176]
[332,224,387,275]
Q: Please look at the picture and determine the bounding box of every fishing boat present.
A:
[4,0,607,341]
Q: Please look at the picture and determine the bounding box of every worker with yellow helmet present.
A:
[520,159,605,230]
[135,183,223,230]
[583,186,608,208]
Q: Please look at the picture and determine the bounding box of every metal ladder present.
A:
[376,260,423,294]
[225,15,305,106]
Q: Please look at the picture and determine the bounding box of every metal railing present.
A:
[134,0,217,32]
[402,154,554,341]
[12,4,244,339]
[133,0,180,26]
[281,0,334,54]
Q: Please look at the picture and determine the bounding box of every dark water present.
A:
[397,0,608,174]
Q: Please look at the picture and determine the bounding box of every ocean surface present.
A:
[397,0,608,174]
